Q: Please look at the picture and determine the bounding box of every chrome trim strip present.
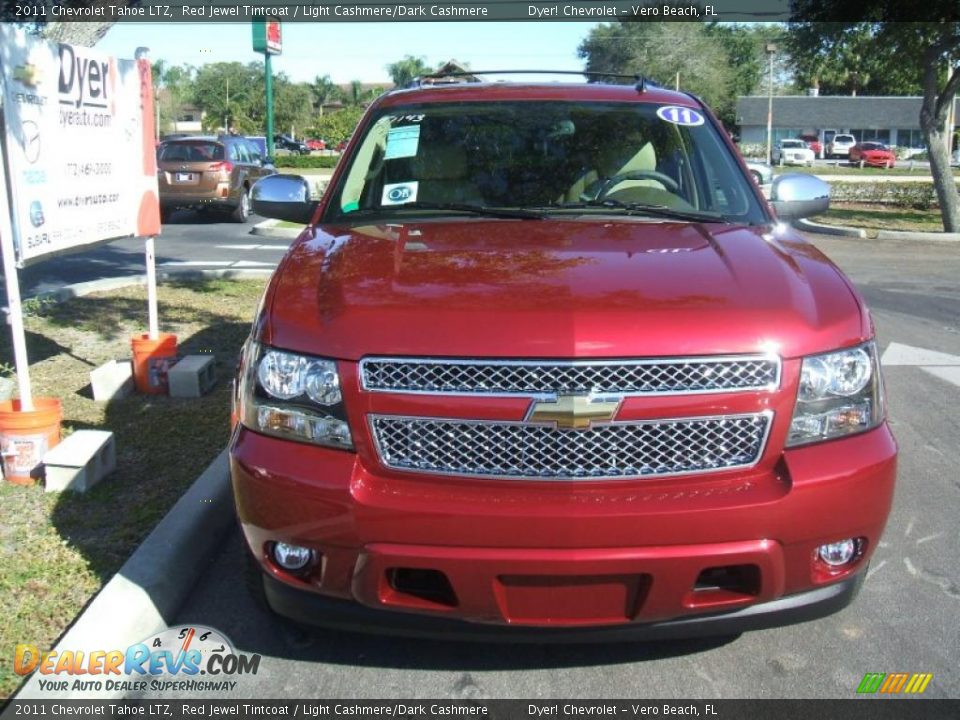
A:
[359,354,782,398]
[368,410,774,482]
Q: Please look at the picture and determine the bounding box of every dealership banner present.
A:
[0,25,160,266]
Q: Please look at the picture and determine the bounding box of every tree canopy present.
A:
[386,55,432,86]
[577,22,778,127]
[786,15,960,230]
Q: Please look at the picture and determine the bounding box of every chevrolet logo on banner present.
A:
[13,63,41,87]
[526,394,622,430]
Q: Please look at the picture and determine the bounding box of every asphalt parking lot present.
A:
[147,232,959,700]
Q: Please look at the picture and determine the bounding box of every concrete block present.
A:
[43,430,116,493]
[168,354,217,398]
[90,360,134,401]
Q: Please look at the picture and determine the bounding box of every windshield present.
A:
[323,100,767,225]
[782,140,805,149]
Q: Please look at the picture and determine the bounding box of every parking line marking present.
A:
[216,244,288,250]
[159,261,232,267]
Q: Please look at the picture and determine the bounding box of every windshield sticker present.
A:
[384,125,421,160]
[386,114,426,125]
[656,106,705,127]
[382,181,419,206]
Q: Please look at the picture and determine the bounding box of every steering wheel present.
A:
[594,170,681,199]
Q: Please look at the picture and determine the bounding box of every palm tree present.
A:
[310,74,341,117]
[348,79,365,106]
[386,55,431,87]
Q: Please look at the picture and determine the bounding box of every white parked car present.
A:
[744,159,773,185]
[773,139,815,166]
[827,134,856,159]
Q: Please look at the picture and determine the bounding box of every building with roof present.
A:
[736,95,960,152]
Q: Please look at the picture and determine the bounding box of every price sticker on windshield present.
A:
[656,106,705,127]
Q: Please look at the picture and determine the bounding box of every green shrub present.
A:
[273,155,339,169]
[830,182,937,209]
[736,143,767,159]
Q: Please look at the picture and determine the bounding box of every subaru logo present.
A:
[387,186,413,203]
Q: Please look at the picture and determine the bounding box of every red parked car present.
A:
[850,142,896,168]
[234,78,897,640]
[800,134,823,158]
[306,138,326,151]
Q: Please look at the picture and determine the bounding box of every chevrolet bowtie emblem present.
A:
[13,64,41,87]
[526,394,622,430]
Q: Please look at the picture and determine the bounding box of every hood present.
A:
[264,219,869,361]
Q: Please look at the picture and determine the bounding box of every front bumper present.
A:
[231,422,896,635]
[263,565,865,643]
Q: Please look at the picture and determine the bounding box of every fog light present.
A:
[273,542,312,571]
[818,539,857,567]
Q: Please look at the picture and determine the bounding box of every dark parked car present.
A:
[273,134,310,155]
[156,135,274,222]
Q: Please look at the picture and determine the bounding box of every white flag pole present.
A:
[145,235,159,340]
[0,132,34,412]
[135,47,160,342]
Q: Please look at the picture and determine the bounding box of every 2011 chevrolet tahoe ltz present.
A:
[229,75,896,642]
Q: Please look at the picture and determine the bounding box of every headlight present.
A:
[238,342,353,450]
[787,341,884,447]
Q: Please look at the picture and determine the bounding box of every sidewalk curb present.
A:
[27,268,275,304]
[794,218,960,242]
[15,450,235,700]
[874,229,960,242]
[793,218,866,238]
[250,220,302,239]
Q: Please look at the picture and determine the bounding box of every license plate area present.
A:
[175,172,196,182]
[494,573,651,625]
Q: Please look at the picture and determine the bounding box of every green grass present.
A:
[773,164,960,177]
[814,203,946,233]
[0,279,267,699]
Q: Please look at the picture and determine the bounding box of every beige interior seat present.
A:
[413,145,481,204]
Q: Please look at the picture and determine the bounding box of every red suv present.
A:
[232,78,897,640]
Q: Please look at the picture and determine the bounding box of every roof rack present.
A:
[408,70,660,94]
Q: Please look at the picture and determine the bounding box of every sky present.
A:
[96,22,603,85]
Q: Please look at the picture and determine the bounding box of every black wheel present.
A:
[160,207,173,223]
[231,188,250,223]
[750,170,762,185]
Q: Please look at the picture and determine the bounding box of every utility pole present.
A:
[224,76,229,133]
[252,18,282,157]
[766,43,776,164]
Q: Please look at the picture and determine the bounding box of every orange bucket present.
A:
[131,333,178,394]
[0,398,62,485]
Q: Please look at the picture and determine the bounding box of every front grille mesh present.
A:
[361,357,778,395]
[371,413,770,480]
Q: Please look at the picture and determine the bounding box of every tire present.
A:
[750,170,762,185]
[231,188,250,223]
[160,207,173,224]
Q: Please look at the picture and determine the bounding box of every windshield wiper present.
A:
[386,202,545,220]
[550,199,725,223]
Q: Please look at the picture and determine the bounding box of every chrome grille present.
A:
[371,413,771,481]
[361,356,779,396]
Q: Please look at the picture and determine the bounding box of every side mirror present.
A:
[251,174,316,224]
[769,174,830,220]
